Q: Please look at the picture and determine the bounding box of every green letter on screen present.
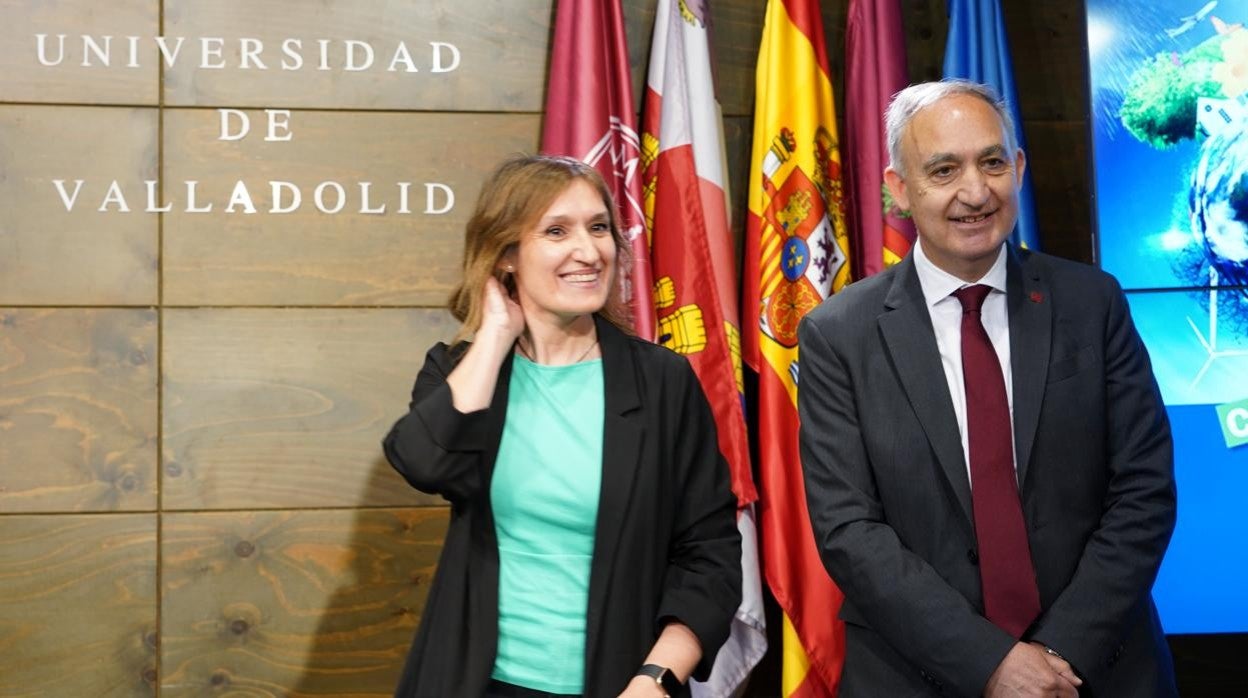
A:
[1216,398,1248,449]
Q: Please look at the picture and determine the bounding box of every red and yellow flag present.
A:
[642,1,765,694]
[642,0,753,510]
[742,0,850,695]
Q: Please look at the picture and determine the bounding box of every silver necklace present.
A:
[516,336,598,364]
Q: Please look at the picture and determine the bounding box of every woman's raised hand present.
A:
[444,275,524,413]
[480,275,525,342]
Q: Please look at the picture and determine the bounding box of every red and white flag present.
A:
[642,1,765,694]
[541,0,655,339]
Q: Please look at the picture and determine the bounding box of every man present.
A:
[798,80,1178,697]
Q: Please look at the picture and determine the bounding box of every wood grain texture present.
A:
[162,0,552,111]
[161,308,457,510]
[723,114,751,258]
[160,507,448,697]
[1023,120,1093,264]
[901,0,948,84]
[0,309,158,513]
[1001,0,1088,123]
[161,109,540,306]
[0,105,159,305]
[0,0,159,105]
[0,514,157,697]
[622,0,654,110]
[704,0,764,119]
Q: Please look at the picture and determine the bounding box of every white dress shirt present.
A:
[911,240,1015,486]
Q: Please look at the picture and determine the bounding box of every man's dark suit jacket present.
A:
[797,246,1178,697]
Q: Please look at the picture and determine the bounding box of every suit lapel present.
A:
[584,316,643,663]
[878,257,974,526]
[1006,248,1051,489]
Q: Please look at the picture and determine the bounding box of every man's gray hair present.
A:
[885,79,1019,177]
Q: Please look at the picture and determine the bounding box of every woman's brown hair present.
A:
[448,155,634,342]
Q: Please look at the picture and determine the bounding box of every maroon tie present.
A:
[954,284,1041,638]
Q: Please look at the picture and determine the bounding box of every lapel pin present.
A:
[1029,291,1044,304]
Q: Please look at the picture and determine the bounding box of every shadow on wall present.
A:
[157,454,445,697]
[288,455,447,697]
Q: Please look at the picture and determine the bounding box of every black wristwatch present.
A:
[636,663,682,697]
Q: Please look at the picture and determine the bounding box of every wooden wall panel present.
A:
[162,309,456,510]
[0,514,157,697]
[723,115,752,257]
[0,105,159,305]
[1002,0,1093,262]
[901,0,948,84]
[0,0,159,105]
[1024,121,1093,264]
[160,508,447,697]
[162,0,553,111]
[0,309,158,513]
[701,1,764,118]
[622,0,656,109]
[161,110,540,306]
[1002,2,1087,122]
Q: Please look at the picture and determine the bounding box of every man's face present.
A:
[884,94,1025,281]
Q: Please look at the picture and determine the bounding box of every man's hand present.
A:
[1029,641,1082,689]
[983,642,1081,697]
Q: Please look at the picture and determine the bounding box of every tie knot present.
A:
[953,284,993,313]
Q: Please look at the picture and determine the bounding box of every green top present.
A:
[490,354,604,693]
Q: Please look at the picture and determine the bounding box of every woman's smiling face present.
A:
[506,178,618,327]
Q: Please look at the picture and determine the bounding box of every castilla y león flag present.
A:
[642,1,765,695]
[541,0,655,339]
[742,0,851,695]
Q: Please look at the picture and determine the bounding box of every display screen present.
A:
[1088,0,1248,633]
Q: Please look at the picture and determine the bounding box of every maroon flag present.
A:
[845,0,915,277]
[541,0,654,339]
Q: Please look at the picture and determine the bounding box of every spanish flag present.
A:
[742,1,850,695]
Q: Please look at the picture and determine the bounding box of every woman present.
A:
[383,155,742,698]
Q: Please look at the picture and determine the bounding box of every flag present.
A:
[741,0,851,695]
[541,0,655,338]
[642,1,765,694]
[942,0,1040,250]
[845,0,915,276]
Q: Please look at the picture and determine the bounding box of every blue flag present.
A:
[943,0,1040,250]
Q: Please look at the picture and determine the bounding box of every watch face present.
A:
[657,668,681,694]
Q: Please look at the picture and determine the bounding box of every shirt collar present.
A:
[913,239,1009,309]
